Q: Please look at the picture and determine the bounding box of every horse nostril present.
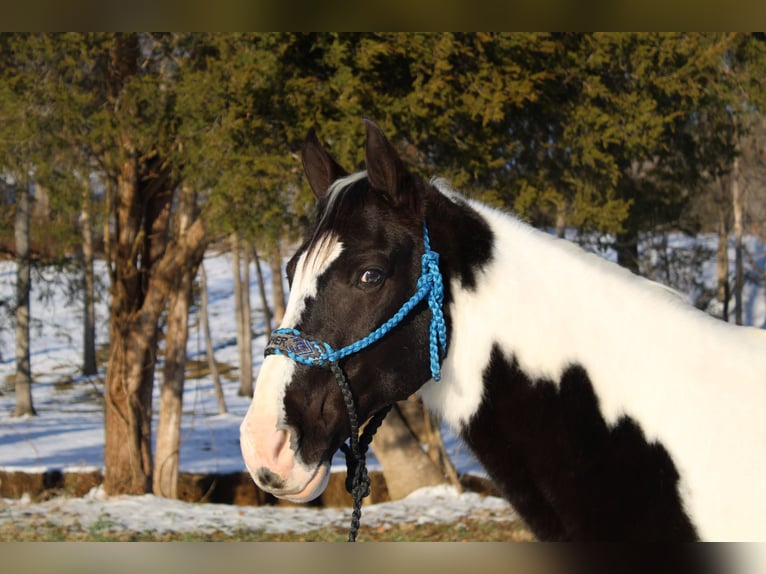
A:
[256,467,286,489]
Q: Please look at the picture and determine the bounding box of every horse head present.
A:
[239,120,443,502]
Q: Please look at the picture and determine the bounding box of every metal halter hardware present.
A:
[263,224,448,541]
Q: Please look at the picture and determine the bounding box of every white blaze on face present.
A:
[240,233,344,502]
[282,233,344,328]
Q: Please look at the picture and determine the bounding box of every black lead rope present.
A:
[330,362,392,542]
[264,334,392,542]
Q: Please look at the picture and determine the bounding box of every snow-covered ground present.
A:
[0,232,763,538]
[0,483,515,537]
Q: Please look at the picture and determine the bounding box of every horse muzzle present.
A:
[240,413,331,502]
[239,355,331,502]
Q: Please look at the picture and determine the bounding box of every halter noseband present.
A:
[263,224,448,541]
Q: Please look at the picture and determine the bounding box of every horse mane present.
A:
[429,177,702,322]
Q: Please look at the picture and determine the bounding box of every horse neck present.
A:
[421,183,762,432]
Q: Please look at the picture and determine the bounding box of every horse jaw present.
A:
[239,355,331,502]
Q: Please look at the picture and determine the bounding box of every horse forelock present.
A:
[312,171,368,237]
[281,173,372,328]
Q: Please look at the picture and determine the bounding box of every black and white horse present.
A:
[240,119,766,543]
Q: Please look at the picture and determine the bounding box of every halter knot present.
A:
[420,227,448,381]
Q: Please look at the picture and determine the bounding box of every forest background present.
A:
[1,32,765,501]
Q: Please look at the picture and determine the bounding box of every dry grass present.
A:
[0,517,533,542]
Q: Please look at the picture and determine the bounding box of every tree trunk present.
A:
[616,229,641,275]
[103,176,208,495]
[554,201,568,239]
[231,233,244,364]
[153,186,197,498]
[104,320,156,494]
[13,180,35,417]
[102,33,210,495]
[231,233,253,397]
[269,242,286,326]
[240,243,254,397]
[231,233,246,392]
[80,176,98,376]
[716,176,731,322]
[371,402,446,500]
[252,241,273,335]
[153,265,195,497]
[154,276,192,498]
[422,407,462,492]
[731,157,744,326]
[103,141,156,495]
[103,32,150,495]
[199,263,227,415]
[399,396,462,492]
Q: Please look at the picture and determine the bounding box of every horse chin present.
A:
[254,460,330,503]
[240,422,332,502]
[278,462,331,503]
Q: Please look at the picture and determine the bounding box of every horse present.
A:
[240,118,766,544]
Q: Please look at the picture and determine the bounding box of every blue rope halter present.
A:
[262,224,448,541]
[265,224,448,381]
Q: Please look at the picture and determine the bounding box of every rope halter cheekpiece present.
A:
[263,224,448,541]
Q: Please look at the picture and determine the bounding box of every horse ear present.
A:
[301,128,348,199]
[363,118,416,208]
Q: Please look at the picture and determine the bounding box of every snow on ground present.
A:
[0,232,763,537]
[0,484,516,536]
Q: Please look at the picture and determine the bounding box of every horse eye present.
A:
[359,268,384,287]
